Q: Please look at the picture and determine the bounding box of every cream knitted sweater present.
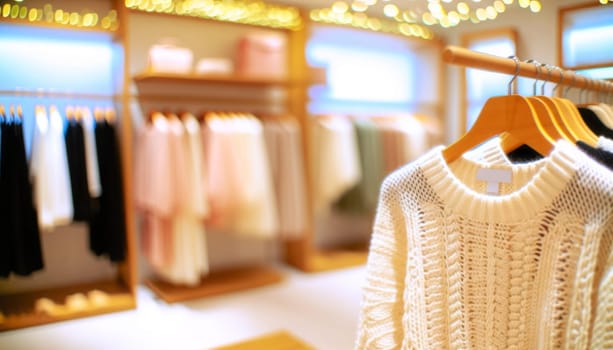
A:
[356,140,613,350]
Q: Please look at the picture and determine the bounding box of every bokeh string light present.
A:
[311,0,546,33]
[125,0,302,30]
[0,1,117,31]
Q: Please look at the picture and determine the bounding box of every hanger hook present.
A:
[552,66,564,96]
[507,55,520,95]
[540,63,552,95]
[526,59,540,96]
[564,70,576,98]
[582,76,590,104]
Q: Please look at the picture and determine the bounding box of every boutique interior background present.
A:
[0,0,612,349]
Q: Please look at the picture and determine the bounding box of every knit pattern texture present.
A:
[356,141,613,350]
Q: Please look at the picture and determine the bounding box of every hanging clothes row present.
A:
[0,104,126,278]
[134,111,308,286]
[0,111,43,278]
[310,114,432,216]
[357,47,613,349]
[0,105,126,275]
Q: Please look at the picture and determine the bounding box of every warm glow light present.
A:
[352,1,368,12]
[367,17,381,30]
[518,0,530,8]
[599,0,608,4]
[457,2,470,15]
[19,5,27,19]
[428,2,444,19]
[503,0,514,3]
[422,12,436,25]
[28,8,37,21]
[54,9,63,22]
[486,6,497,19]
[494,0,505,12]
[332,1,348,14]
[126,0,301,29]
[2,4,10,17]
[530,0,541,12]
[476,7,487,20]
[383,3,399,17]
[69,12,79,26]
[402,10,416,22]
[10,4,19,18]
[448,11,460,25]
[439,16,450,28]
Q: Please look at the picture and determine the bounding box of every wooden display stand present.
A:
[0,280,134,331]
[145,266,283,304]
[213,330,315,350]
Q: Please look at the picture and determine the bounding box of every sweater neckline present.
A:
[422,140,581,222]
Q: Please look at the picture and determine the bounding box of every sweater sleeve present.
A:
[356,178,408,349]
[589,221,613,350]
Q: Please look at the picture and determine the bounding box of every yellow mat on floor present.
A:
[213,330,315,350]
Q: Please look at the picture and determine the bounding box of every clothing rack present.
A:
[443,45,613,93]
[0,89,120,100]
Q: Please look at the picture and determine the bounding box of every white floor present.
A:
[0,265,366,350]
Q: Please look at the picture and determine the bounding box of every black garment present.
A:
[0,118,43,277]
[506,144,543,164]
[65,121,91,221]
[577,141,613,171]
[89,120,126,262]
[578,107,613,139]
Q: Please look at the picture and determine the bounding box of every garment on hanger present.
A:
[577,141,613,171]
[155,114,209,285]
[310,115,362,215]
[81,107,102,198]
[30,106,74,230]
[599,136,613,153]
[356,140,613,349]
[579,107,613,139]
[335,117,385,214]
[590,104,613,129]
[204,114,279,238]
[89,118,126,262]
[65,119,92,221]
[0,116,44,277]
[263,118,308,238]
[135,115,174,269]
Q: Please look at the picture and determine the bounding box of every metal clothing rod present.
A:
[443,45,613,93]
[0,89,120,100]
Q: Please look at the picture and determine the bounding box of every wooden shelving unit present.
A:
[145,266,283,303]
[129,10,293,304]
[0,0,138,331]
[0,280,134,331]
[133,71,290,87]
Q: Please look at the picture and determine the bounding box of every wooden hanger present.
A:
[94,107,105,122]
[16,105,23,119]
[500,60,565,152]
[0,104,6,119]
[66,105,75,121]
[105,107,117,123]
[442,57,555,163]
[553,70,598,146]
